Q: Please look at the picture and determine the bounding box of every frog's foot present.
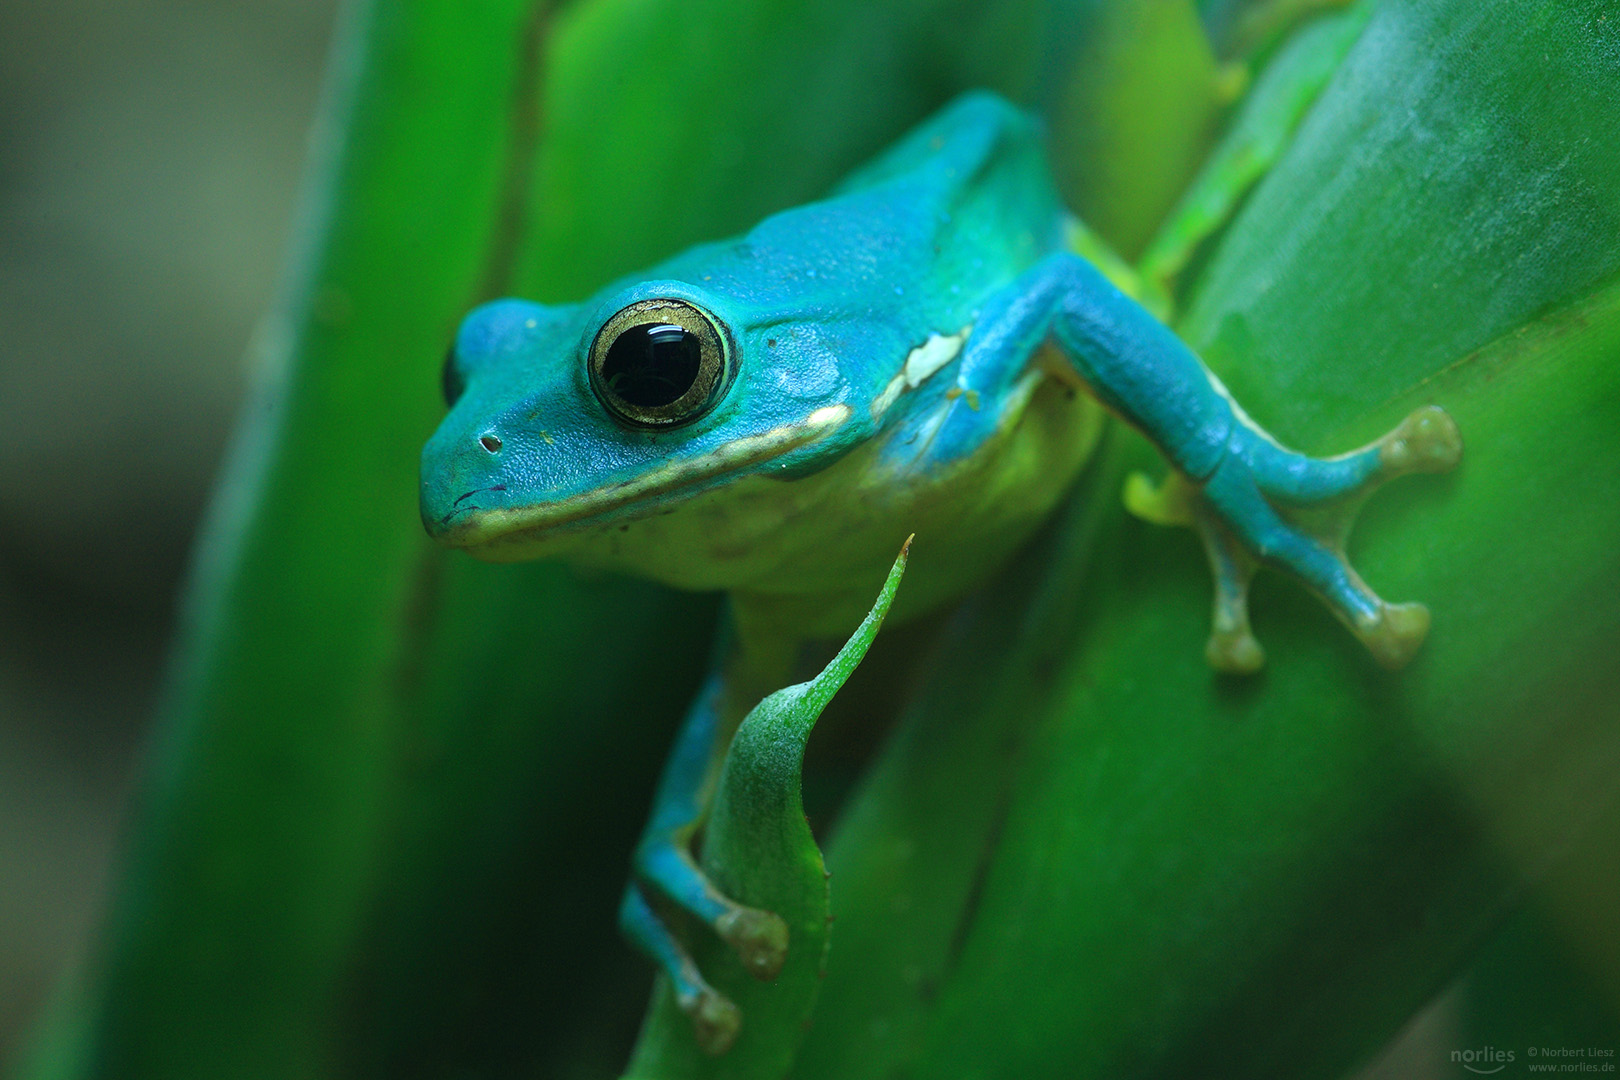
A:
[1127,405,1462,672]
[714,906,791,980]
[622,837,790,1052]
[620,884,741,1054]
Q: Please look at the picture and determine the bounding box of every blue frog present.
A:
[421,92,1460,1052]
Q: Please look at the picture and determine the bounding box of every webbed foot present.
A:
[1127,405,1462,672]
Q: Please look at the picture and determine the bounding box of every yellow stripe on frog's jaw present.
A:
[442,403,853,552]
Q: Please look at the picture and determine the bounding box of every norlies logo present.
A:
[1453,1046,1516,1074]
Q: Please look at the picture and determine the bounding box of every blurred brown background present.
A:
[0,0,337,1056]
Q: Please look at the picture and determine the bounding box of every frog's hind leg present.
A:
[1127,404,1462,671]
[971,248,1462,673]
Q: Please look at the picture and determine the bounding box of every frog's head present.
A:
[420,279,859,562]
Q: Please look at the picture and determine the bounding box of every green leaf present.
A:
[1139,1,1372,294]
[625,545,909,1079]
[12,3,719,1077]
[794,2,1620,1077]
[18,4,541,1076]
[1181,0,1620,440]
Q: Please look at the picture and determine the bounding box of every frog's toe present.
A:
[660,905,783,1051]
[1207,624,1265,675]
[1238,404,1461,511]
[1325,404,1462,504]
[715,906,789,981]
[1193,513,1266,674]
[1379,405,1463,476]
[624,836,788,1051]
[1124,468,1198,527]
[1209,455,1432,670]
[1351,600,1431,671]
[680,978,743,1056]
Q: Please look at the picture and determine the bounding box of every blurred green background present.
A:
[0,0,337,1054]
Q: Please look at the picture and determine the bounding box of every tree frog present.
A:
[420,92,1460,1053]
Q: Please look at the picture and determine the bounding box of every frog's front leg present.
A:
[619,620,790,1054]
[948,251,1461,672]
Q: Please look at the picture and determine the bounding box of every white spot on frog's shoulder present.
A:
[870,325,972,422]
[902,326,969,388]
[871,375,907,420]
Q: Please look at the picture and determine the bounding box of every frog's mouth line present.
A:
[438,403,852,553]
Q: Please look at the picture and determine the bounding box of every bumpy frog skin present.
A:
[421,93,1460,1053]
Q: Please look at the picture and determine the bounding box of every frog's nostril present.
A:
[479,434,503,453]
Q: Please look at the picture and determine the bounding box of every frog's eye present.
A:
[588,298,731,428]
[441,344,466,409]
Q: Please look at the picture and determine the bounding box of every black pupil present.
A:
[601,323,702,408]
[441,345,465,408]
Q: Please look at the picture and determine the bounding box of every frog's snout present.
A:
[420,424,515,542]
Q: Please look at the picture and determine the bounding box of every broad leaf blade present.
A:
[23,5,543,1076]
[798,1,1620,1077]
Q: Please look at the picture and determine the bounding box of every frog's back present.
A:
[647,93,1066,343]
[828,90,1051,205]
